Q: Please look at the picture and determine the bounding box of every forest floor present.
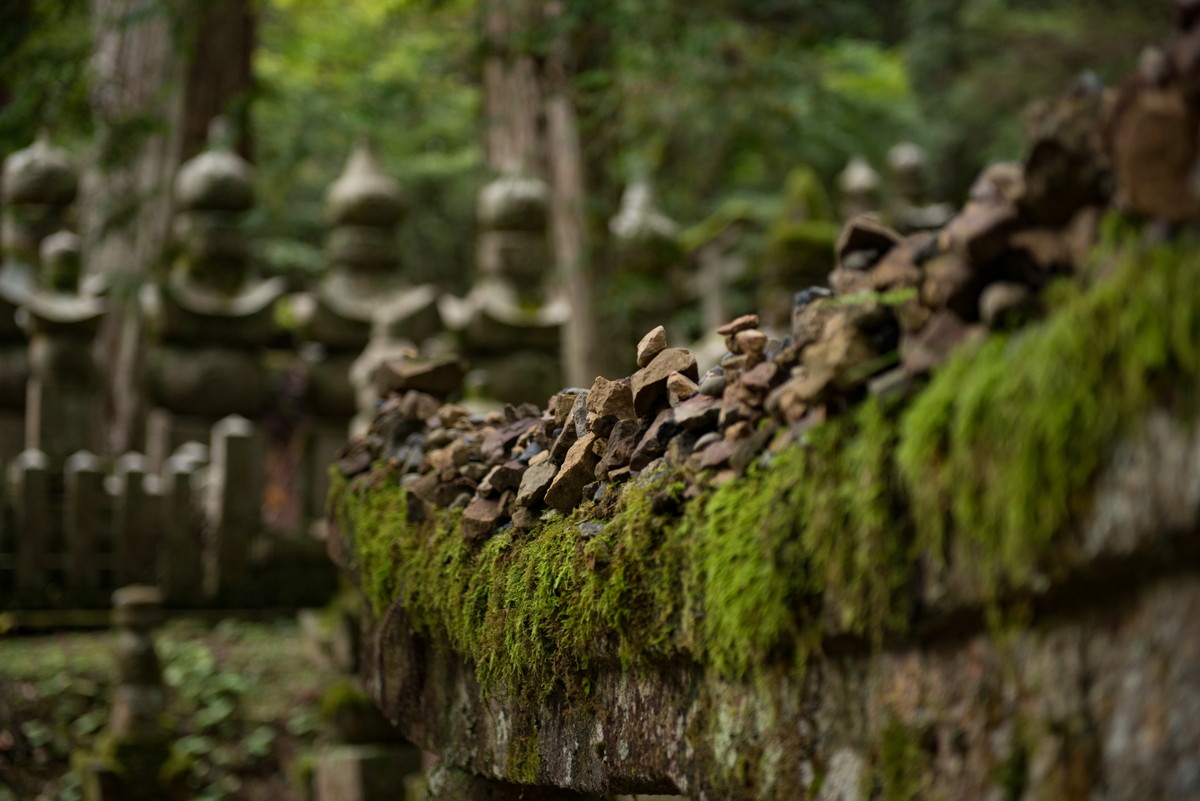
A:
[0,617,340,801]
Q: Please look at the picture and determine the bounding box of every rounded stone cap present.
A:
[838,156,881,195]
[1,132,78,206]
[887,142,926,176]
[112,585,164,628]
[477,172,549,231]
[41,229,81,267]
[175,117,253,212]
[326,139,405,227]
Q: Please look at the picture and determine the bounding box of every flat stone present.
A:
[835,215,902,267]
[697,366,726,397]
[672,394,720,431]
[462,496,502,541]
[732,328,768,357]
[545,433,603,512]
[666,372,698,406]
[631,348,699,417]
[716,313,759,337]
[374,357,467,398]
[515,461,558,508]
[698,439,736,469]
[940,200,1023,266]
[636,325,667,368]
[479,461,526,496]
[740,361,780,392]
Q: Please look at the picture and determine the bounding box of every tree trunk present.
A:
[83,0,254,453]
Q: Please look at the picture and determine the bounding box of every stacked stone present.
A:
[21,229,107,464]
[0,134,78,461]
[142,117,286,469]
[1,131,78,282]
[448,169,566,404]
[78,586,186,801]
[300,139,441,521]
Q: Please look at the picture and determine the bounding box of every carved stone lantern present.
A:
[143,118,285,470]
[20,229,107,464]
[837,156,882,223]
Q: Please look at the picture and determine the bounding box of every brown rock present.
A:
[595,418,643,480]
[666,371,699,406]
[1110,88,1200,222]
[374,357,467,398]
[803,312,880,392]
[740,361,780,392]
[940,201,1023,266]
[730,423,776,473]
[732,329,768,357]
[463,496,502,541]
[716,314,760,336]
[545,433,604,512]
[479,461,526,496]
[511,506,539,530]
[921,251,982,319]
[673,393,721,431]
[1009,228,1074,272]
[791,296,840,350]
[698,439,736,470]
[630,408,676,470]
[631,348,699,417]
[549,420,579,464]
[585,376,635,425]
[835,214,902,268]
[902,311,988,374]
[830,234,925,296]
[480,417,540,465]
[636,325,667,368]
[398,390,440,423]
[515,461,558,508]
[765,375,812,425]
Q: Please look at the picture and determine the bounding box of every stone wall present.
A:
[325,9,1200,797]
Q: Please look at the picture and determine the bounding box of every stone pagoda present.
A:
[142,118,286,469]
[297,139,442,520]
[0,133,78,460]
[837,156,882,223]
[886,142,954,232]
[444,169,566,405]
[20,229,107,465]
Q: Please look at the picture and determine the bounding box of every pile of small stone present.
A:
[336,6,1200,539]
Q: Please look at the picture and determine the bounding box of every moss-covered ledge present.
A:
[328,231,1200,799]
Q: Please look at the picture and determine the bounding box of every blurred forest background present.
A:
[0,0,1165,364]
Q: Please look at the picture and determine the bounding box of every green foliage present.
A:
[336,224,1200,701]
[0,619,338,800]
[904,0,1164,198]
[254,0,481,290]
[0,0,93,157]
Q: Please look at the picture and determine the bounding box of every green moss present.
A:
[508,730,541,784]
[898,224,1200,593]
[332,223,1200,698]
[875,717,928,801]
